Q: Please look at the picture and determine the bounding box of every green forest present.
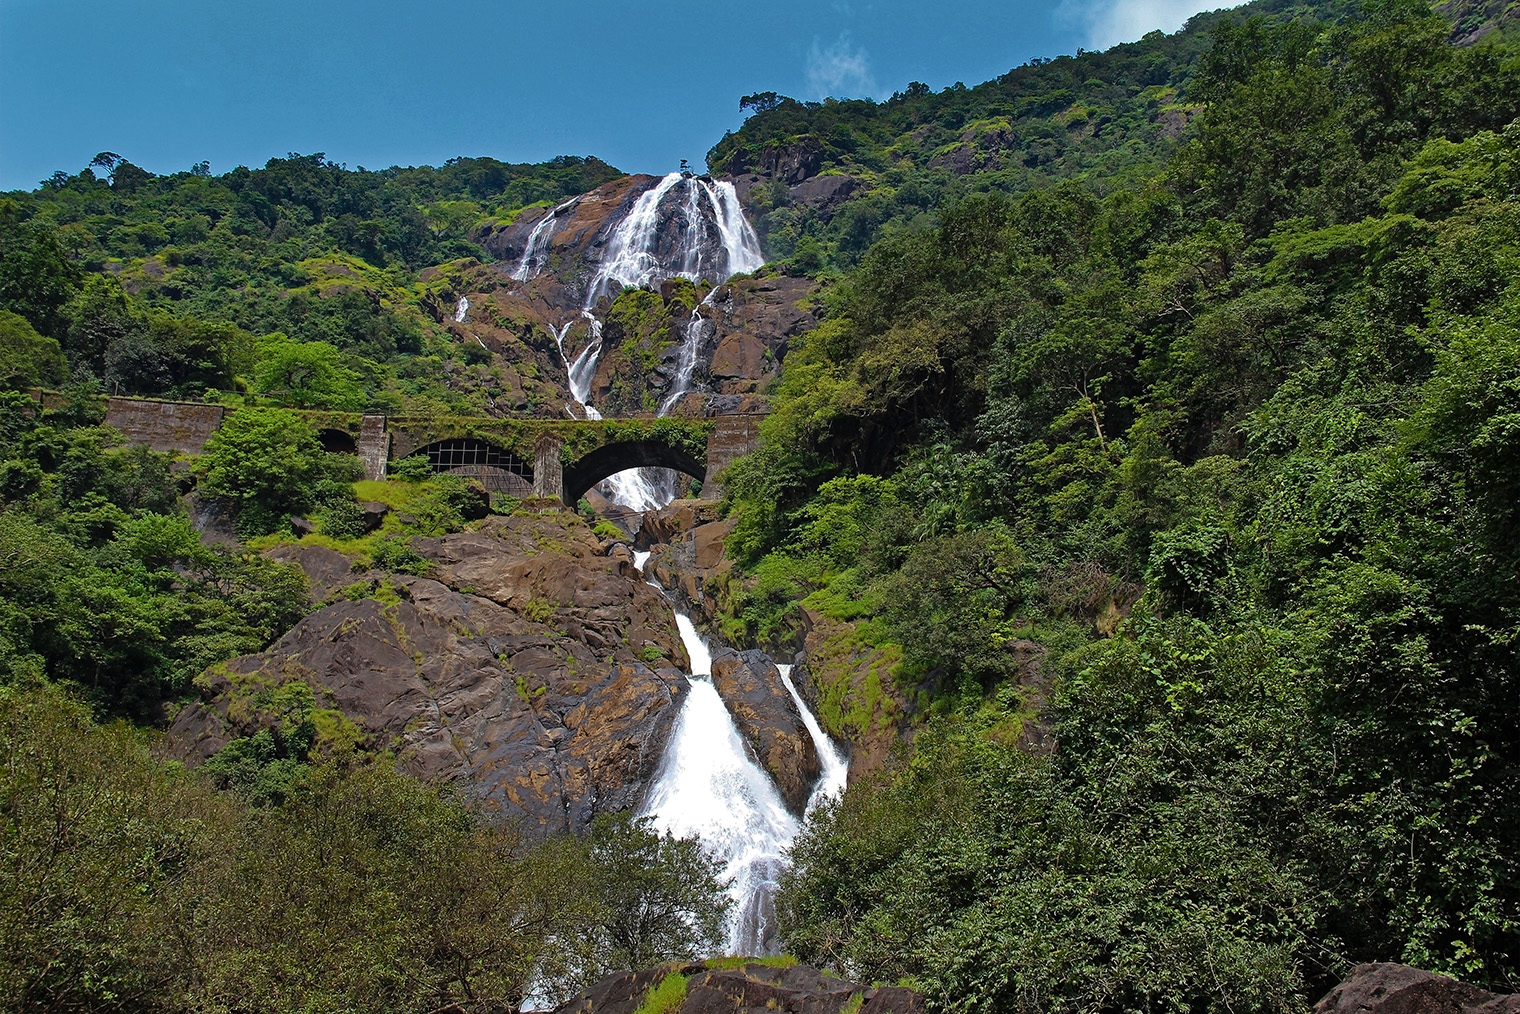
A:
[3,0,1520,1009]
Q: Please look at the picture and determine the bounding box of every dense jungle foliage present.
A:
[712,0,1517,274]
[707,0,1520,1009]
[1,684,730,1012]
[0,153,619,412]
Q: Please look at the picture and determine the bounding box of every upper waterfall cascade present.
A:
[519,172,765,512]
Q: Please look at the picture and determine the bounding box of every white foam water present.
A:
[640,613,800,956]
[511,198,578,282]
[549,172,764,510]
[778,664,849,814]
[631,557,851,956]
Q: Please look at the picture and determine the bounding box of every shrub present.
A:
[199,407,325,519]
[370,536,432,576]
[388,455,431,482]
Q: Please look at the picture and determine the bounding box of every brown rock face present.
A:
[641,505,736,628]
[263,543,356,602]
[1316,964,1519,1014]
[709,649,820,815]
[166,514,691,835]
[555,962,924,1014]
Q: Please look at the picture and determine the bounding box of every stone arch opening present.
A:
[413,438,534,496]
[561,439,707,506]
[318,428,358,454]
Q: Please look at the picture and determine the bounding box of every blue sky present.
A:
[0,0,1224,192]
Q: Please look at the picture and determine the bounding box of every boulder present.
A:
[359,500,389,532]
[554,961,923,1014]
[1316,964,1519,1014]
[289,515,316,537]
[637,499,724,550]
[709,649,820,815]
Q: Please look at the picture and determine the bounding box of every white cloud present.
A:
[1058,0,1226,50]
[805,32,880,100]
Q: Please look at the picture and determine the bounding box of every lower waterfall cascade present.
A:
[631,551,848,956]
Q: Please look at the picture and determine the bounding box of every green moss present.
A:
[633,972,689,1014]
[704,954,799,970]
[592,519,626,541]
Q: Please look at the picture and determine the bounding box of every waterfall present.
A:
[658,293,717,417]
[537,171,763,511]
[511,198,576,282]
[453,296,469,323]
[778,665,849,814]
[580,172,762,308]
[632,553,849,956]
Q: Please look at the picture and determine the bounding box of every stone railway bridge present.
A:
[76,395,764,506]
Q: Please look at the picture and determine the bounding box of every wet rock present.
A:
[166,514,691,835]
[1315,963,1519,1014]
[554,961,924,1014]
[709,649,820,815]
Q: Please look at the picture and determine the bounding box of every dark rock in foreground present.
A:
[556,961,923,1014]
[1316,963,1520,1014]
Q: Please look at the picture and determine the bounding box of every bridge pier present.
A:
[701,415,762,499]
[358,415,391,481]
[534,434,564,501]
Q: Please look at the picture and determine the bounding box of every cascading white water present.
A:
[511,198,577,282]
[531,171,764,511]
[658,294,716,417]
[453,296,469,323]
[778,664,849,814]
[578,172,762,308]
[631,554,849,956]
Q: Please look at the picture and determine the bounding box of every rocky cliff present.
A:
[410,174,819,420]
[167,513,691,835]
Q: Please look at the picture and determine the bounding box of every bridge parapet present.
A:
[63,392,763,508]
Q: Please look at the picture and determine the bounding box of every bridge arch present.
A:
[413,437,534,495]
[317,428,358,455]
[561,439,707,506]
